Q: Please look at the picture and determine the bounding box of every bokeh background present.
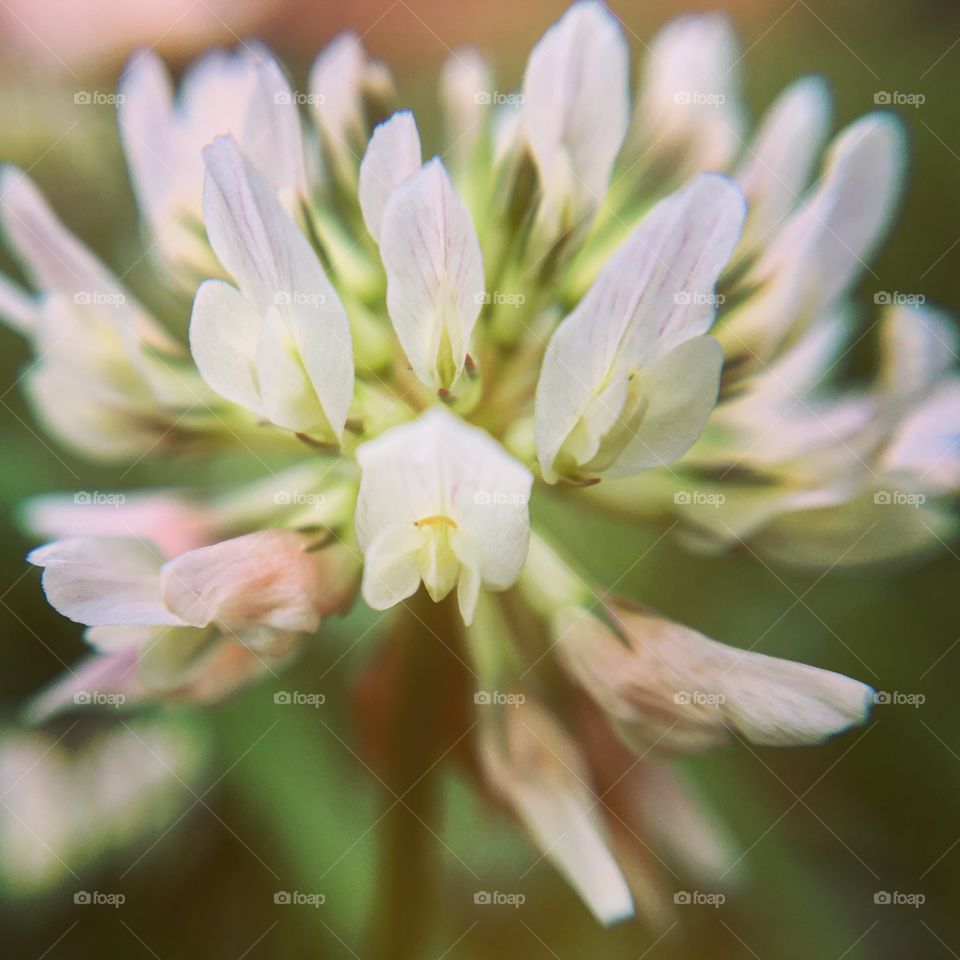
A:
[1,0,958,957]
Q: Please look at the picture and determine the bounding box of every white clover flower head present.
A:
[1,0,957,929]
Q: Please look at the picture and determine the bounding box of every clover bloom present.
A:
[2,0,954,928]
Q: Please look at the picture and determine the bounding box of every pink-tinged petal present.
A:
[28,538,182,626]
[478,696,634,925]
[23,491,217,559]
[557,602,874,752]
[160,530,355,632]
[25,649,145,723]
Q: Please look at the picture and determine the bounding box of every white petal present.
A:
[241,48,308,207]
[360,524,423,611]
[0,272,36,334]
[0,166,128,304]
[478,698,634,925]
[117,50,180,237]
[877,302,959,401]
[160,530,332,632]
[535,174,745,480]
[723,114,906,362]
[634,14,745,175]
[558,604,874,751]
[735,76,832,257]
[521,0,629,230]
[202,135,354,437]
[358,111,423,241]
[28,538,182,626]
[602,335,725,475]
[309,32,367,150]
[379,159,485,390]
[355,408,532,618]
[189,278,263,414]
[439,48,493,170]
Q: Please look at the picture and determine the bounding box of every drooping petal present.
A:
[28,538,182,626]
[200,135,354,437]
[355,408,532,623]
[160,529,351,632]
[557,603,874,752]
[478,697,634,925]
[535,174,745,481]
[358,111,422,241]
[22,491,216,560]
[379,159,485,391]
[521,0,630,233]
[25,649,145,723]
[735,76,832,258]
[633,14,745,176]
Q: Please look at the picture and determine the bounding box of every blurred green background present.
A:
[1,0,958,957]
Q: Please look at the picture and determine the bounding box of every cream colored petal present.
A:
[358,111,422,240]
[521,0,629,232]
[379,160,484,390]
